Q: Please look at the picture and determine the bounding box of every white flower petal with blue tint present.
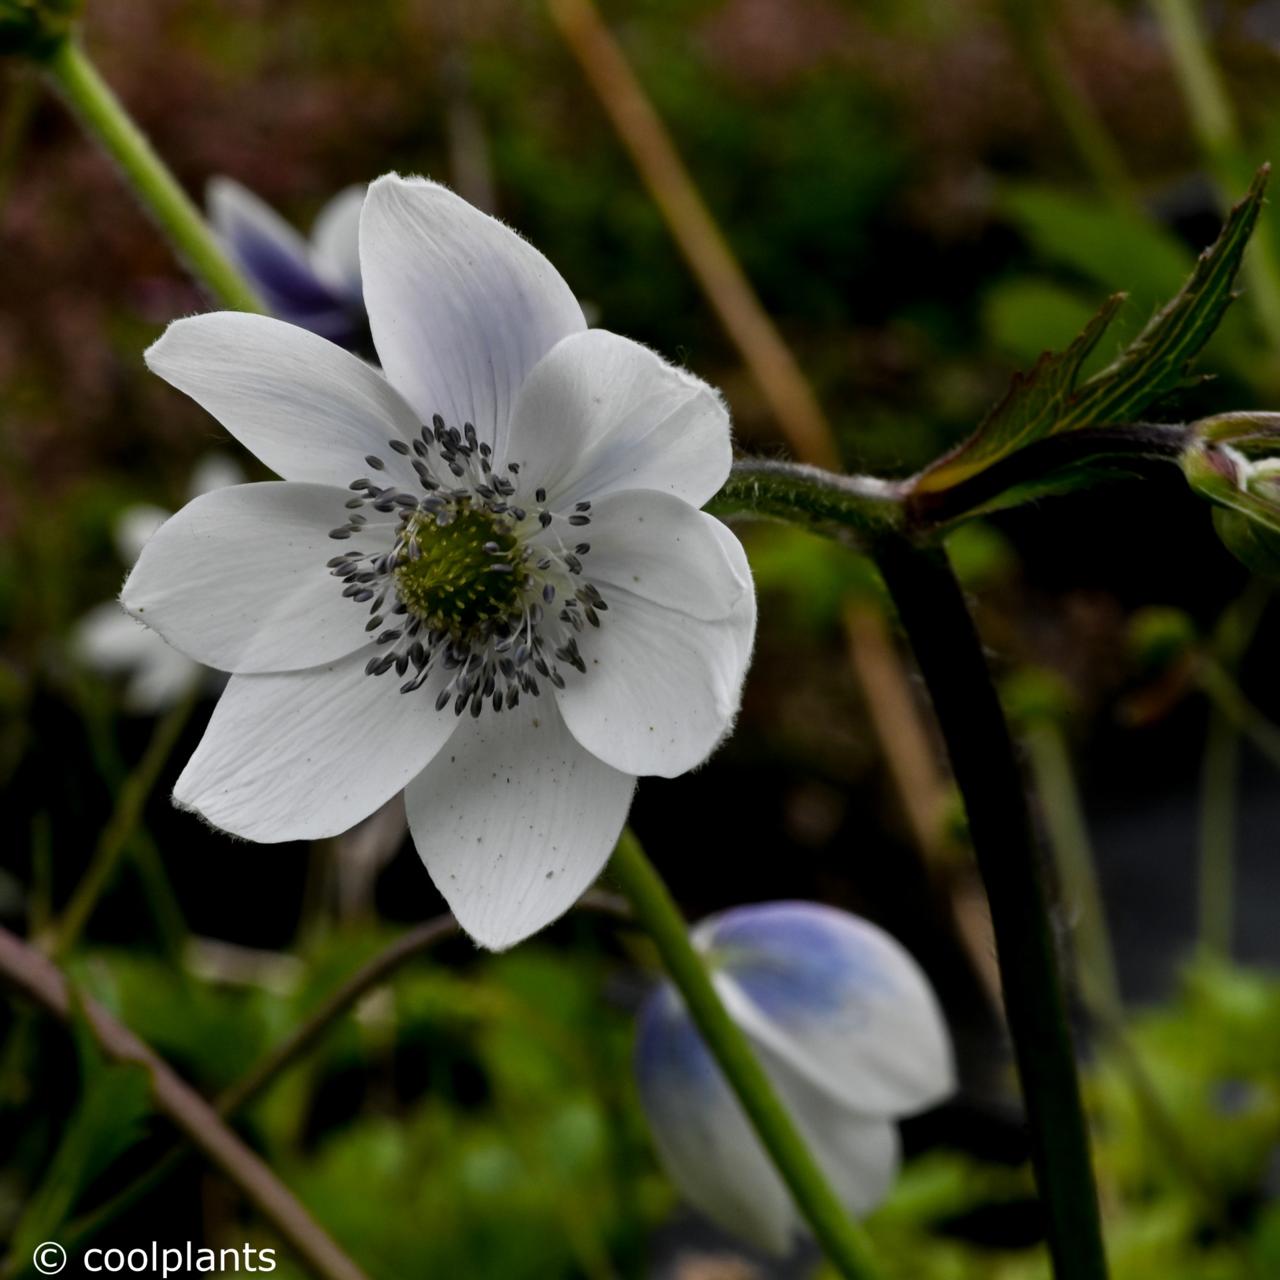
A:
[359,174,585,450]
[73,604,200,714]
[502,330,732,508]
[553,497,755,778]
[131,175,753,948]
[121,483,375,673]
[699,903,955,1118]
[174,649,459,842]
[113,503,170,567]
[145,313,423,489]
[405,697,635,950]
[186,452,244,500]
[635,983,901,1255]
[310,184,366,304]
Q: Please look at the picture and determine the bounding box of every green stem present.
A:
[40,37,264,314]
[47,687,198,959]
[707,459,902,542]
[1196,706,1238,959]
[1197,656,1280,771]
[873,537,1108,1280]
[1004,0,1139,209]
[1024,719,1123,1022]
[608,829,883,1280]
[1150,0,1280,349]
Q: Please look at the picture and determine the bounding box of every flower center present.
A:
[325,413,606,717]
[392,505,522,636]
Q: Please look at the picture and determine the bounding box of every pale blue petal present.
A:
[698,902,955,1118]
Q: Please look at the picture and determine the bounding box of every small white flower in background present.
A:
[74,455,243,712]
[208,177,367,349]
[635,902,954,1254]
[123,174,754,950]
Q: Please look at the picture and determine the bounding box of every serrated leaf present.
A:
[915,168,1269,496]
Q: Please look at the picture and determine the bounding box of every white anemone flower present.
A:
[635,902,955,1253]
[122,174,755,950]
[208,177,367,349]
[74,455,243,712]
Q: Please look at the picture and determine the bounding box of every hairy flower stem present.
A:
[40,37,264,314]
[608,829,883,1280]
[872,538,1108,1280]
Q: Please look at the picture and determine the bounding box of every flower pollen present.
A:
[325,413,606,716]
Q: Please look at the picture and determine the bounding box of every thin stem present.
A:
[0,73,38,211]
[39,38,264,314]
[1196,706,1238,959]
[1023,719,1123,1021]
[1004,0,1139,210]
[0,927,368,1280]
[547,0,839,470]
[608,829,883,1280]
[220,915,460,1114]
[873,537,1108,1280]
[1150,0,1280,350]
[46,686,198,960]
[64,668,189,960]
[1197,656,1280,771]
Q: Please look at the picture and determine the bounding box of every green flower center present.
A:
[393,506,522,637]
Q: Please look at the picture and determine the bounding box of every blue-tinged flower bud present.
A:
[634,902,954,1254]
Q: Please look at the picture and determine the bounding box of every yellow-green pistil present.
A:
[393,506,522,638]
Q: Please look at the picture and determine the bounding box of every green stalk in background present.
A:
[609,829,884,1280]
[39,37,264,314]
[1017,691,1123,1022]
[1151,0,1280,350]
[1002,0,1138,211]
[1197,706,1238,959]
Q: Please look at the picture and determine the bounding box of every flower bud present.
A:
[1183,412,1280,578]
[634,902,954,1253]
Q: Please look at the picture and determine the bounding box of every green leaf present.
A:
[915,168,1269,497]
[8,1000,152,1258]
[1000,184,1194,314]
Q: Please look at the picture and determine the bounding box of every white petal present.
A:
[310,184,366,302]
[359,174,584,450]
[581,490,750,622]
[187,452,246,500]
[636,985,900,1255]
[174,650,459,842]
[404,697,634,950]
[636,985,796,1253]
[74,603,166,670]
[114,503,170,566]
[145,312,423,489]
[121,483,374,674]
[505,330,731,508]
[74,605,203,712]
[702,904,955,1119]
[124,644,205,714]
[554,499,755,779]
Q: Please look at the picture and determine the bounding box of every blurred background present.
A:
[4,0,1280,1276]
